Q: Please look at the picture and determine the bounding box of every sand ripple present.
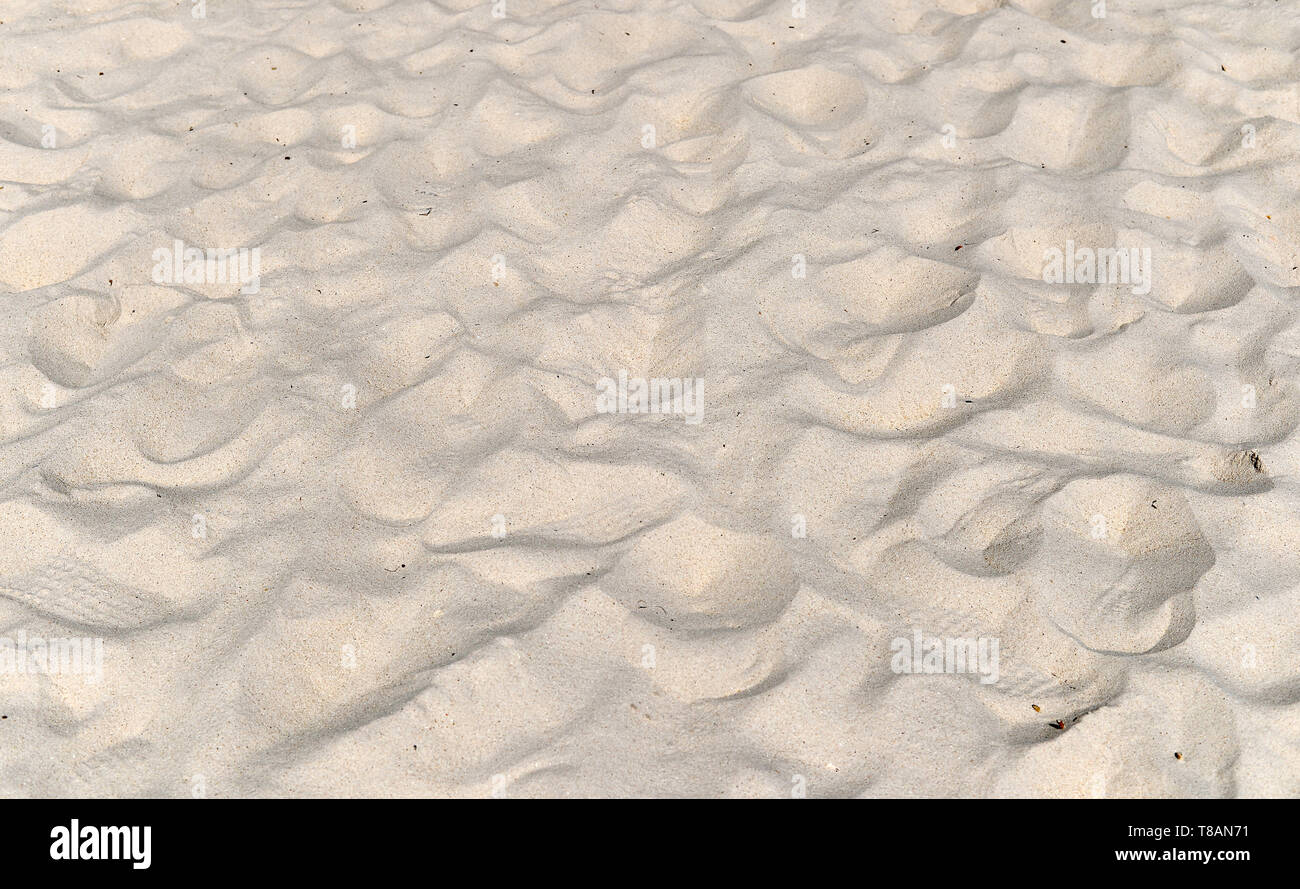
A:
[1,0,1297,797]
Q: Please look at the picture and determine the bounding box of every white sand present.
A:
[0,0,1297,798]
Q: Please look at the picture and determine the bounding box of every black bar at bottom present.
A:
[0,799,1283,875]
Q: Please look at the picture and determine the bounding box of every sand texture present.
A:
[1,0,1298,797]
